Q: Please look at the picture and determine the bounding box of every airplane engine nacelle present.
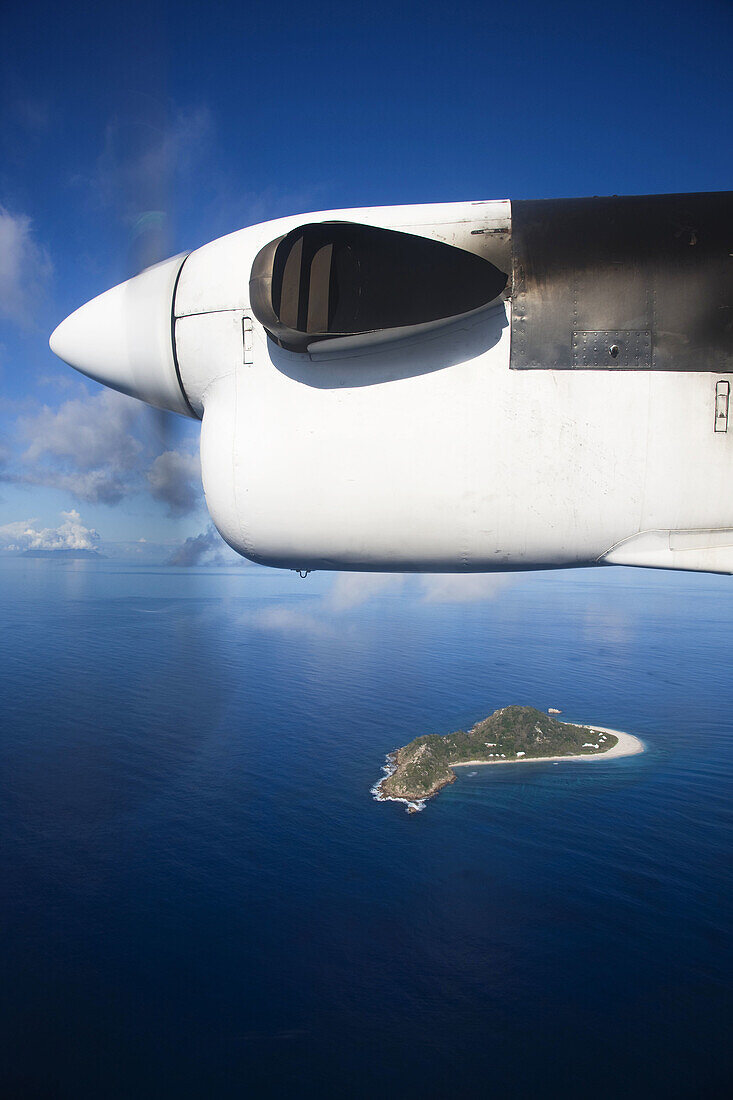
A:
[173,201,517,571]
[51,194,733,575]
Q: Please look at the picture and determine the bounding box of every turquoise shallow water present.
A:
[0,559,731,1097]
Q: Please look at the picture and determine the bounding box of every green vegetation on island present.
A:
[375,706,618,805]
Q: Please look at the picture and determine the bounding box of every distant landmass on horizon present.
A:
[21,549,104,559]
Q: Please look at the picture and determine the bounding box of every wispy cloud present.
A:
[75,104,214,269]
[2,97,52,142]
[238,568,518,640]
[325,572,405,611]
[242,573,405,637]
[0,509,99,553]
[92,101,331,253]
[17,467,133,506]
[419,573,515,603]
[323,571,515,609]
[11,98,51,135]
[251,605,335,638]
[91,106,212,220]
[0,205,52,327]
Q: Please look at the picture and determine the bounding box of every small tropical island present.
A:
[373,705,644,811]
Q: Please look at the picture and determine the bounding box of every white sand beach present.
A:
[451,726,644,768]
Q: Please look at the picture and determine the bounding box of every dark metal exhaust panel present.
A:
[510,192,733,371]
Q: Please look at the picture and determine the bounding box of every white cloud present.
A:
[0,205,52,326]
[147,450,202,516]
[167,523,228,566]
[0,510,100,553]
[18,467,132,505]
[14,387,202,513]
[23,389,142,470]
[19,389,144,504]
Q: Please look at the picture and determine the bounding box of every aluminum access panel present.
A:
[510,191,733,371]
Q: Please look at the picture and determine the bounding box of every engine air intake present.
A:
[250,221,507,352]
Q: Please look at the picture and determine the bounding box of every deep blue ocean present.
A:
[0,558,731,1098]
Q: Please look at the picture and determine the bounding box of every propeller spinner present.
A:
[50,253,196,419]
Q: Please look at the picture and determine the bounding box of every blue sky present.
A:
[1,0,732,560]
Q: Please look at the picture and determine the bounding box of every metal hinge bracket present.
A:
[714,380,729,433]
[242,315,254,365]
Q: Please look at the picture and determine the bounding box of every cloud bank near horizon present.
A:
[0,509,100,553]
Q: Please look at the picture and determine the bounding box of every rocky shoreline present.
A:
[370,751,435,813]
